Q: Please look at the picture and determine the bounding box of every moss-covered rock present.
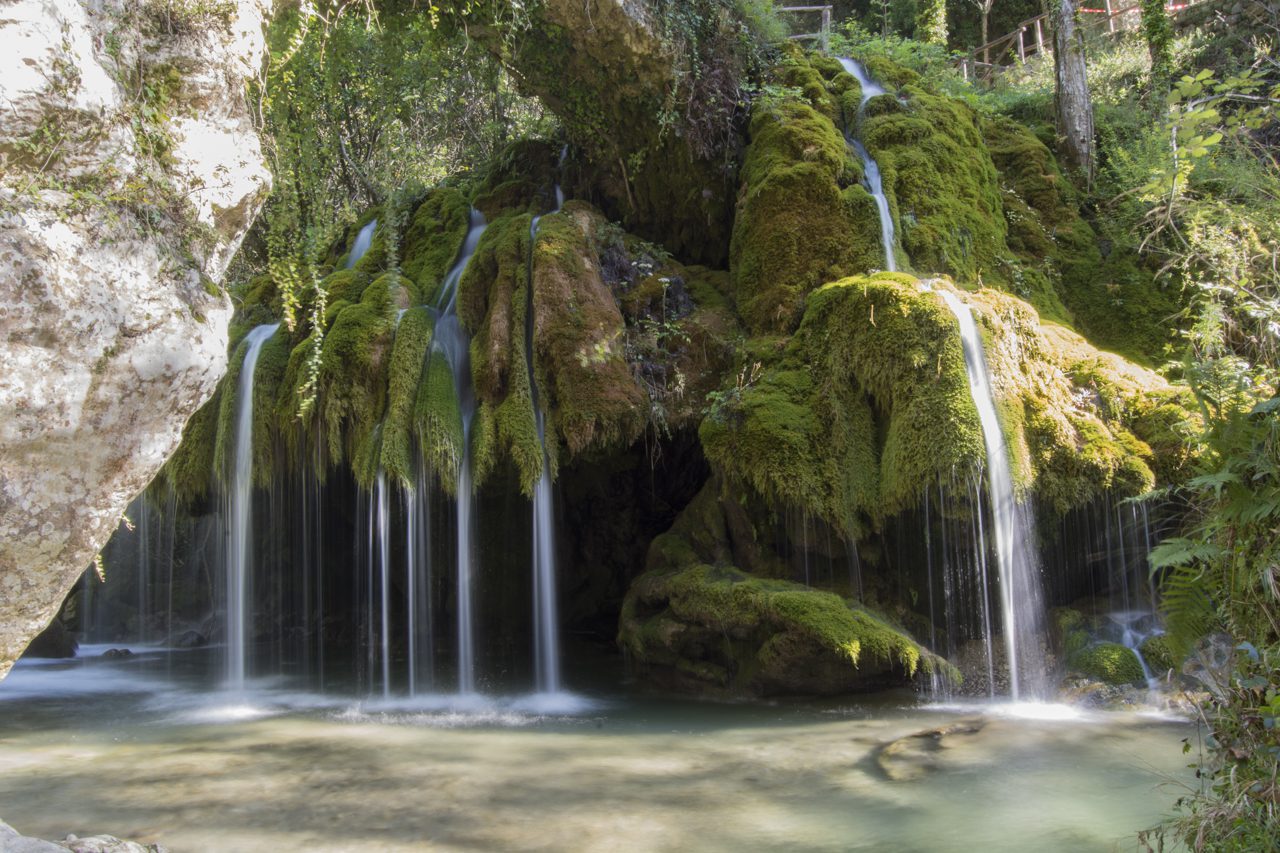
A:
[619,563,946,696]
[401,187,472,306]
[703,273,982,537]
[1139,633,1179,675]
[1069,641,1146,686]
[730,74,879,333]
[861,81,1006,285]
[532,205,646,458]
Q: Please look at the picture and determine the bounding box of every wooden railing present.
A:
[780,5,834,53]
[958,0,1206,83]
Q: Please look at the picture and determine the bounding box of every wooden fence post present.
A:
[1017,27,1026,62]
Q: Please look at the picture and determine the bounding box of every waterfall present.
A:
[938,292,1045,699]
[433,209,488,694]
[836,58,896,272]
[375,472,392,699]
[526,174,566,694]
[347,219,377,269]
[225,322,280,691]
[405,461,432,695]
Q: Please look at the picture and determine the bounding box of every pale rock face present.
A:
[0,0,272,677]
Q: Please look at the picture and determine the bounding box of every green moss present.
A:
[413,348,463,490]
[704,273,983,536]
[1026,400,1157,513]
[862,85,1006,285]
[981,115,1179,363]
[160,388,220,505]
[250,328,292,487]
[774,51,838,121]
[400,187,472,306]
[1126,391,1198,485]
[619,563,937,694]
[730,92,878,334]
[212,333,248,484]
[1054,607,1091,659]
[532,210,645,458]
[472,139,559,219]
[380,307,434,487]
[1140,633,1178,674]
[321,269,371,306]
[316,296,395,484]
[1069,641,1146,686]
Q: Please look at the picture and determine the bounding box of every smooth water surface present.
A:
[0,650,1191,852]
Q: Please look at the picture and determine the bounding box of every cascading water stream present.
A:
[347,219,377,269]
[836,58,896,272]
[433,209,488,694]
[225,322,281,691]
[938,292,1045,700]
[525,170,566,695]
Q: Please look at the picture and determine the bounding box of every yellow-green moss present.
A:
[380,307,435,486]
[1069,641,1146,686]
[401,187,472,305]
[730,91,879,334]
[980,115,1183,363]
[619,563,937,694]
[316,294,395,483]
[413,348,464,490]
[160,389,220,505]
[1140,634,1178,674]
[703,273,983,536]
[862,84,1007,285]
[532,210,645,458]
[250,328,292,487]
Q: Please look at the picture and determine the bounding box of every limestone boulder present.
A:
[0,0,272,676]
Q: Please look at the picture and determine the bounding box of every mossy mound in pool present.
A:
[1069,641,1147,687]
[619,478,956,697]
[619,563,941,696]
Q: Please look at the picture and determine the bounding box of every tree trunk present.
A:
[1053,0,1095,184]
[982,8,990,65]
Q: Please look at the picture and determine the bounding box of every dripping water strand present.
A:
[225,322,281,692]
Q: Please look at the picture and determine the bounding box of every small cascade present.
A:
[938,292,1046,699]
[433,209,488,694]
[526,168,566,695]
[225,322,281,691]
[405,459,433,695]
[374,472,392,699]
[346,219,377,269]
[1108,611,1160,688]
[837,58,896,272]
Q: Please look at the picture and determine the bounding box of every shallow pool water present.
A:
[0,648,1194,852]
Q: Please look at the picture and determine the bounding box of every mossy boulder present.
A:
[1139,633,1179,675]
[703,273,983,537]
[619,563,946,696]
[860,81,1006,286]
[730,62,882,333]
[621,476,956,697]
[1069,641,1146,686]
